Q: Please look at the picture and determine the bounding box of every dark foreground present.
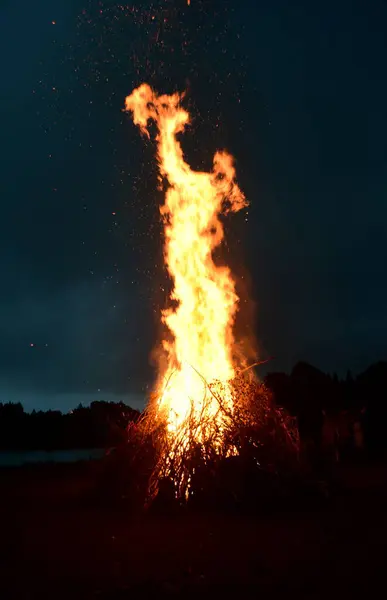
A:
[1,461,387,599]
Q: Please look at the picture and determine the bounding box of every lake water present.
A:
[0,448,106,467]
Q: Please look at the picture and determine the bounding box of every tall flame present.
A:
[125,84,248,449]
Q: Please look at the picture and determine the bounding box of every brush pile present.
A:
[120,374,300,510]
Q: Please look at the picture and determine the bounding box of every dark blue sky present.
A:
[1,0,387,411]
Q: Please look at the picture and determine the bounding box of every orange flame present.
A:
[125,84,248,449]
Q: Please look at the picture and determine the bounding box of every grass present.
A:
[1,459,387,598]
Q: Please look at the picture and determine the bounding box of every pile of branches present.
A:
[123,372,300,510]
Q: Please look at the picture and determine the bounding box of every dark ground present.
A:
[1,460,387,599]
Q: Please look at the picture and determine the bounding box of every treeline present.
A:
[0,401,140,451]
[1,360,387,453]
[265,360,387,456]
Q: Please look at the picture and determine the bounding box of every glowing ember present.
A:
[125,84,248,460]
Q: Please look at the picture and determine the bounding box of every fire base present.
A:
[128,376,299,509]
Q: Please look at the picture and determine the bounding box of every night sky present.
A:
[1,0,387,412]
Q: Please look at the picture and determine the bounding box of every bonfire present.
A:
[124,84,298,504]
